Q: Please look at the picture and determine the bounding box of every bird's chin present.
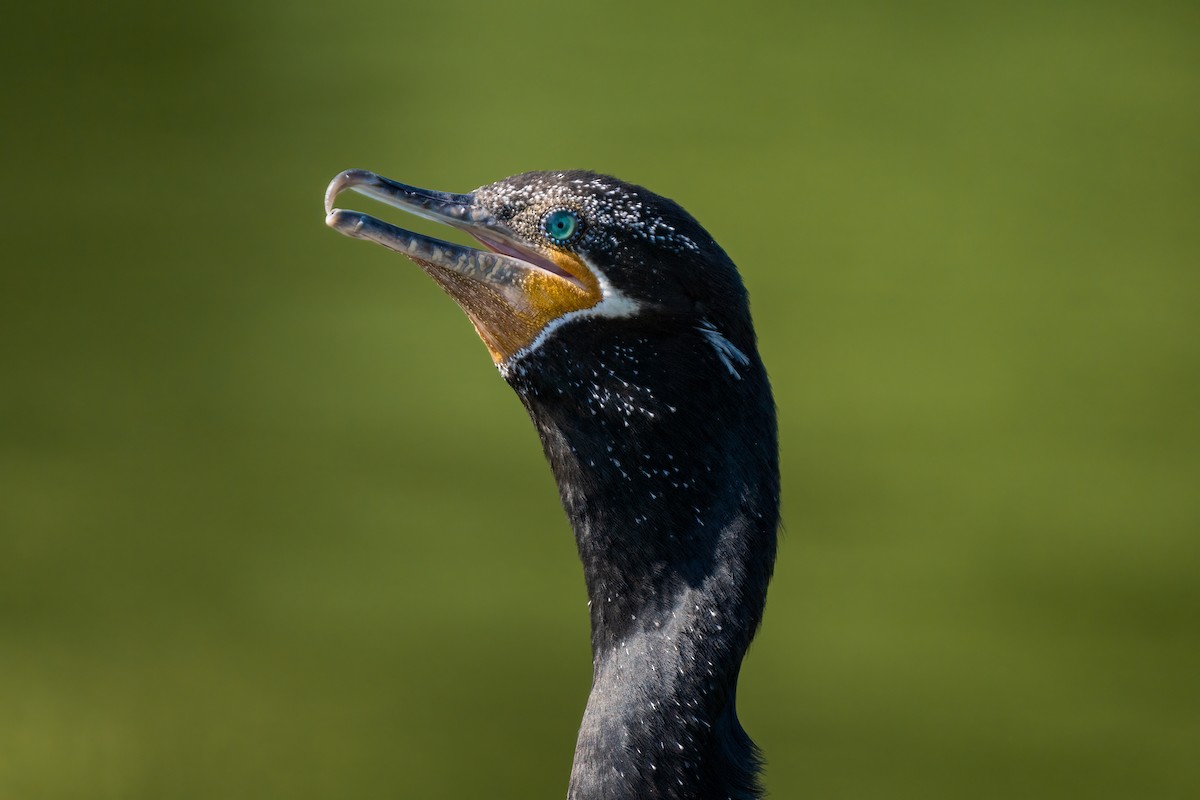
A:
[324,169,603,363]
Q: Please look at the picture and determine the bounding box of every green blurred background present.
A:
[2,1,1198,797]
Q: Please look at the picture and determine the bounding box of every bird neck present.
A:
[504,321,778,800]
[567,513,771,800]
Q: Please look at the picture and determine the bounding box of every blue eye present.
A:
[543,209,579,243]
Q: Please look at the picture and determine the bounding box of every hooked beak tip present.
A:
[324,169,377,216]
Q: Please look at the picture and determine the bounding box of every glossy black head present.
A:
[473,170,755,350]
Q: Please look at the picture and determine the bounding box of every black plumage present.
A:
[325,170,779,799]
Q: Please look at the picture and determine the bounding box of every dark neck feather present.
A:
[505,317,779,800]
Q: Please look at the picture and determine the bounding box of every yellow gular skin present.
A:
[414,249,603,364]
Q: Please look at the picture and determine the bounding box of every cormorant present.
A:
[323,169,779,800]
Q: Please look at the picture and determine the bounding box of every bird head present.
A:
[324,169,752,368]
[324,168,777,800]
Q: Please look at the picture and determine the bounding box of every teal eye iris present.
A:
[543,209,579,243]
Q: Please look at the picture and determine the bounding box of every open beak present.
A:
[324,169,601,363]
